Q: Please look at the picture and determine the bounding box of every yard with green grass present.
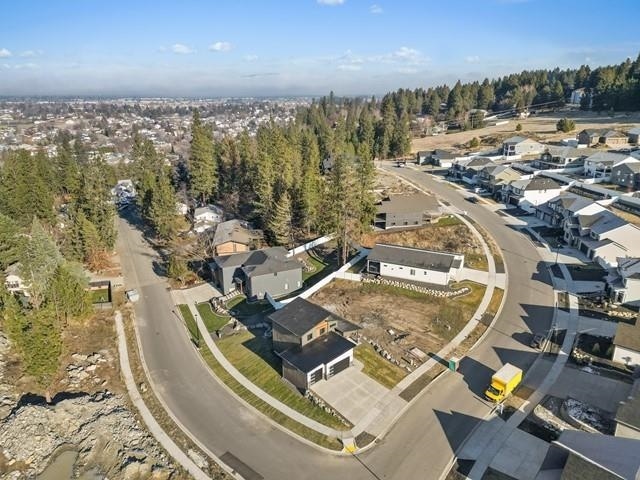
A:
[354,343,407,389]
[226,297,273,317]
[216,329,351,430]
[177,304,199,344]
[91,288,110,304]
[196,302,230,332]
[302,251,340,287]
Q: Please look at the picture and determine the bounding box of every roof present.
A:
[465,157,495,168]
[213,247,301,277]
[613,161,640,174]
[548,192,592,212]
[279,331,355,374]
[613,318,640,352]
[589,210,628,235]
[616,378,640,430]
[433,149,457,159]
[376,193,440,215]
[510,176,562,192]
[269,297,335,336]
[579,128,604,136]
[194,205,223,217]
[602,130,627,139]
[585,151,633,165]
[544,145,598,159]
[503,135,529,144]
[212,219,261,247]
[368,243,460,273]
[553,430,640,480]
[629,127,640,136]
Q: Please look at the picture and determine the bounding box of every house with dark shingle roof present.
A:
[502,175,566,212]
[537,430,640,480]
[269,298,358,391]
[374,193,441,229]
[577,128,605,146]
[366,243,464,286]
[612,317,640,367]
[208,219,263,256]
[209,247,303,299]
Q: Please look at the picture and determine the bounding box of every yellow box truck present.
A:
[484,363,522,403]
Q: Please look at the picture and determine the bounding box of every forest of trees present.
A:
[373,54,640,129]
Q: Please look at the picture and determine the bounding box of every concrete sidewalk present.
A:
[114,311,212,480]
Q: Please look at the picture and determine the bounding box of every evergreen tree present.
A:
[268,190,293,247]
[0,213,21,270]
[167,254,190,287]
[47,262,92,327]
[188,110,216,203]
[148,169,179,240]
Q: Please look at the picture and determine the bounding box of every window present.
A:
[274,272,278,277]
[423,271,428,275]
[320,327,326,335]
[284,283,288,290]
[410,269,415,276]
[306,333,313,341]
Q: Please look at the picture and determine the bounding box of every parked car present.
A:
[465,196,479,203]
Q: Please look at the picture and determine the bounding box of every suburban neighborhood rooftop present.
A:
[279,331,355,374]
[368,243,460,272]
[268,297,337,336]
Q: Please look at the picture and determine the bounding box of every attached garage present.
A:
[308,367,323,386]
[327,356,350,378]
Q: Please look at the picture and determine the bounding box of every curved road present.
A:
[117,166,554,480]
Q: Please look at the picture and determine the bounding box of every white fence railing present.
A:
[286,234,335,257]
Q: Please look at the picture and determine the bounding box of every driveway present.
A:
[311,364,391,425]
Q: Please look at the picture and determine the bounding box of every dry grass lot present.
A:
[411,111,640,154]
[311,280,486,369]
[361,218,488,271]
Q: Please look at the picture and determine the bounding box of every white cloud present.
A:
[20,50,43,58]
[243,54,259,62]
[13,63,38,70]
[209,41,232,52]
[465,55,480,63]
[338,64,362,71]
[396,67,418,74]
[171,43,193,54]
[317,0,345,5]
[370,4,383,14]
[0,48,12,58]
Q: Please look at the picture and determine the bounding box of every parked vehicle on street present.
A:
[530,332,547,350]
[485,363,523,403]
[126,289,140,302]
[465,196,479,203]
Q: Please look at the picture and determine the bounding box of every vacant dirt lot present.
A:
[311,280,485,369]
[374,169,420,197]
[411,111,640,153]
[361,219,487,270]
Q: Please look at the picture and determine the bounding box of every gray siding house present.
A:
[269,298,358,391]
[374,193,441,229]
[209,247,303,300]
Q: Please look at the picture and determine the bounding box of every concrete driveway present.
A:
[311,364,390,425]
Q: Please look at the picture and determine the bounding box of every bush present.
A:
[515,123,523,132]
[556,117,576,133]
[469,137,480,148]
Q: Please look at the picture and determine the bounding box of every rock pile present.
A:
[63,350,114,389]
[0,333,18,420]
[362,276,470,298]
[0,391,175,479]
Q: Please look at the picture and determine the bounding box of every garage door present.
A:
[308,368,323,386]
[328,357,350,378]
[579,243,589,255]
[509,196,519,206]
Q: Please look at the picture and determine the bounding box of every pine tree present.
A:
[148,169,179,240]
[268,190,293,247]
[0,213,21,270]
[47,262,92,327]
[188,110,216,203]
[167,254,190,287]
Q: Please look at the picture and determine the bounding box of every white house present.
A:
[366,243,464,286]
[502,136,545,159]
[607,257,640,306]
[4,264,29,296]
[612,319,640,368]
[503,176,566,212]
[193,205,224,233]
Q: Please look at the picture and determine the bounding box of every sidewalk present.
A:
[114,311,212,480]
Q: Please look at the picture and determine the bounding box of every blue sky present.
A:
[1,0,639,97]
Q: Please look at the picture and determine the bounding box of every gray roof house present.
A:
[502,136,545,158]
[583,152,637,179]
[629,127,640,144]
[269,298,358,391]
[367,243,464,286]
[611,162,640,191]
[374,193,441,229]
[537,430,640,480]
[209,247,303,300]
[208,219,263,256]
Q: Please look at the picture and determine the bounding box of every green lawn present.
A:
[347,257,367,273]
[177,304,199,344]
[226,298,273,317]
[198,344,343,450]
[91,288,110,304]
[436,215,463,227]
[354,343,407,389]
[303,253,339,287]
[196,302,230,332]
[216,330,350,430]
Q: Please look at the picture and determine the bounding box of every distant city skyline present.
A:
[1,0,640,97]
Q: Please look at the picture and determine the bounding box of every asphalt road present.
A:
[117,164,555,480]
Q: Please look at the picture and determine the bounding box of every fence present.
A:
[286,234,335,257]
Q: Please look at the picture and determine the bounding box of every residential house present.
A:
[606,257,640,306]
[615,377,640,440]
[366,243,464,286]
[502,136,545,158]
[476,165,522,196]
[600,130,628,146]
[534,192,594,227]
[577,129,604,147]
[612,317,640,368]
[629,127,640,144]
[269,298,358,391]
[209,219,262,257]
[583,152,637,179]
[209,247,303,300]
[532,146,596,171]
[416,149,458,168]
[448,156,495,182]
[3,264,29,296]
[611,162,640,191]
[502,176,565,212]
[193,205,224,233]
[374,193,441,229]
[537,430,640,480]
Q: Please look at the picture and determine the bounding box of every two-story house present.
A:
[208,219,262,256]
[577,129,603,146]
[416,149,459,168]
[606,257,640,306]
[531,146,596,171]
[534,192,593,227]
[476,165,522,196]
[503,176,565,212]
[611,162,640,191]
[209,247,303,300]
[270,298,358,391]
[374,193,441,229]
[193,205,224,234]
[502,136,545,159]
[583,152,637,179]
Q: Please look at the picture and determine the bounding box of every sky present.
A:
[1,0,640,97]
